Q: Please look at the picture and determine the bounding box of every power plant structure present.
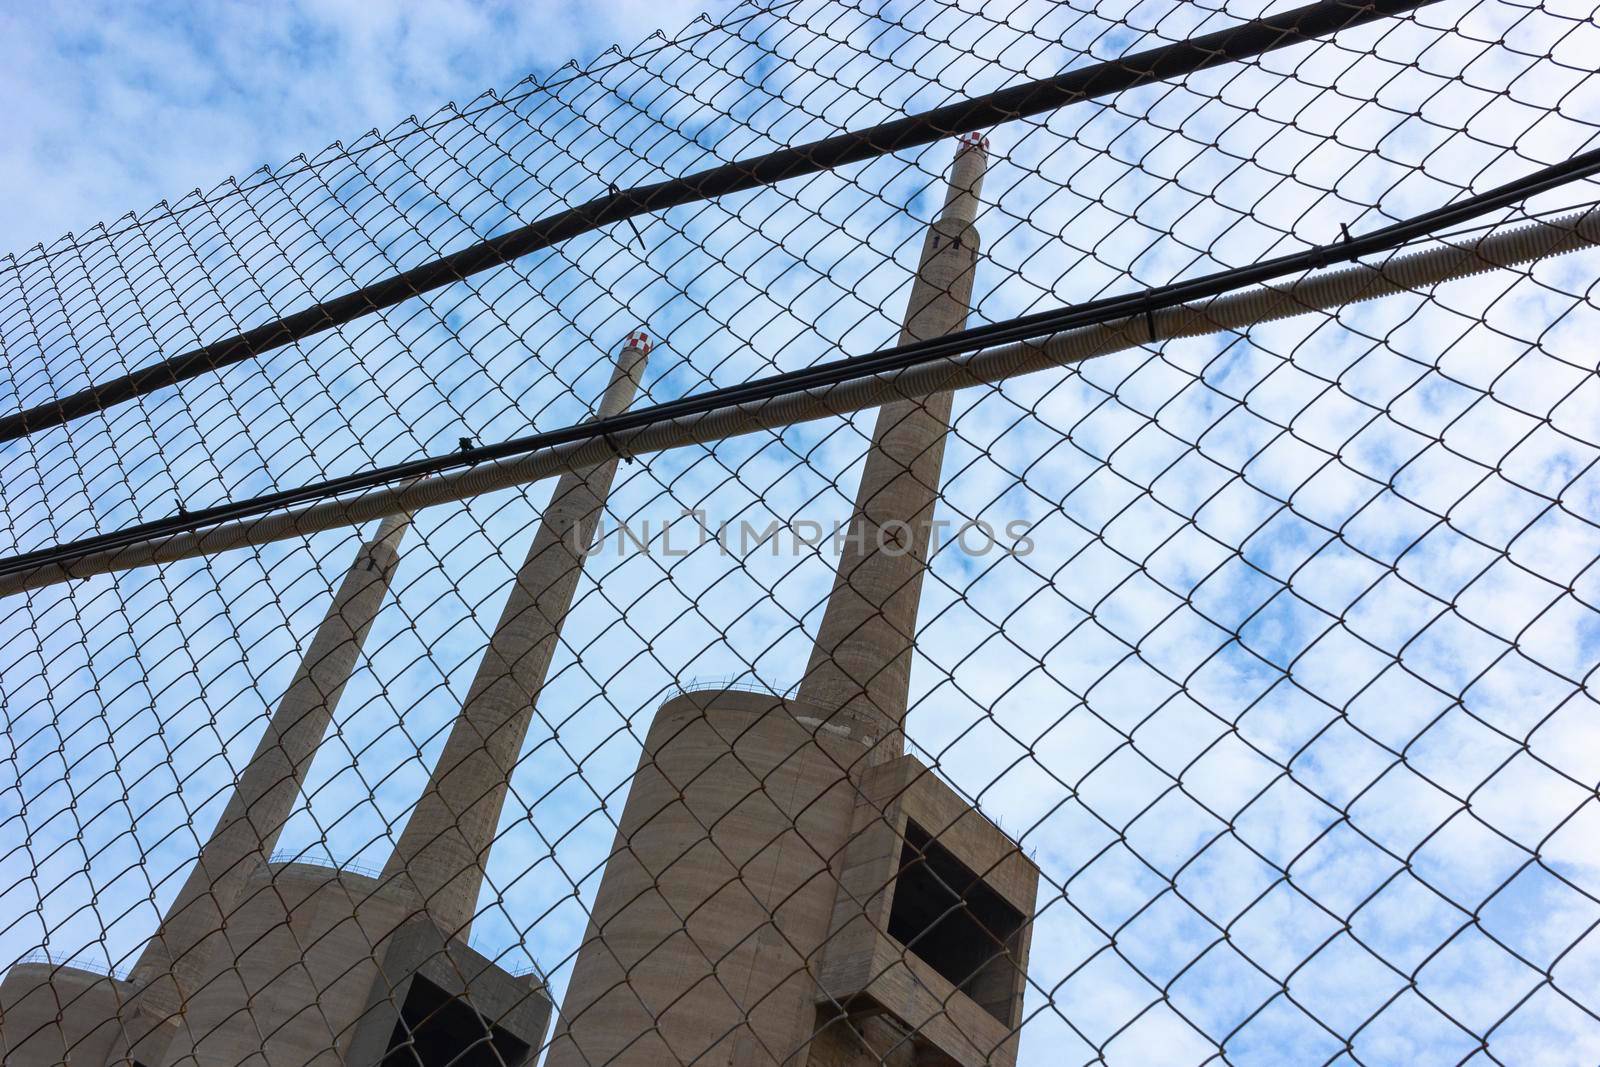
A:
[7,0,1599,1060]
[546,132,1037,1067]
[0,136,1037,1066]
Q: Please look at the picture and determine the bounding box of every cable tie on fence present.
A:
[604,431,635,464]
[610,183,646,248]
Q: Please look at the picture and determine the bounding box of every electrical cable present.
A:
[2,178,1595,593]
[0,0,1434,444]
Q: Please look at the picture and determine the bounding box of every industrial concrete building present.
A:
[0,138,1034,1066]
[546,135,1039,1067]
[0,338,650,1066]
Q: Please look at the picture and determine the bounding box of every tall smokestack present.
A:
[382,334,650,936]
[796,133,988,758]
[130,512,411,1022]
[546,141,1003,1067]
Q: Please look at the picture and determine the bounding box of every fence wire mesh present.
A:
[2,0,1600,1064]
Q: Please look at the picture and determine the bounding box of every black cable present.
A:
[0,1,802,276]
[5,145,1597,581]
[0,0,1433,444]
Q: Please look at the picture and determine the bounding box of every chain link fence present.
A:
[2,0,1599,1063]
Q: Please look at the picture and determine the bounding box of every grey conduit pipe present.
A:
[4,204,1595,598]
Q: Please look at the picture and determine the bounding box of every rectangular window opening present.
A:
[886,820,1025,1026]
[382,974,531,1066]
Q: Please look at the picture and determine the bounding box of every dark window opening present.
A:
[887,820,1025,1026]
[382,974,531,1067]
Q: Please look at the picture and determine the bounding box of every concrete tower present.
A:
[0,336,651,1066]
[133,516,411,1027]
[549,137,1038,1067]
[156,334,650,1066]
[796,131,988,765]
[0,513,412,1066]
[381,332,651,937]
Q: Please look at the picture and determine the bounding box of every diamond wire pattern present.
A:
[1,1,1599,1064]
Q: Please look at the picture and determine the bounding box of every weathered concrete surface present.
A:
[381,339,649,937]
[545,699,1037,1067]
[797,136,988,764]
[125,515,411,1059]
[154,859,548,1066]
[545,688,872,1067]
[342,913,549,1065]
[804,1013,924,1066]
[815,755,1037,1067]
[0,962,158,1066]
[155,861,411,1066]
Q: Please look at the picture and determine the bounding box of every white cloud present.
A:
[2,1,1600,1064]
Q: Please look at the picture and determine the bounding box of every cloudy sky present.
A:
[0,0,713,258]
[2,0,1599,1064]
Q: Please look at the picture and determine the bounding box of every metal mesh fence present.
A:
[2,0,1599,1063]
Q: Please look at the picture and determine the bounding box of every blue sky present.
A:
[2,1,1600,1064]
[0,0,712,258]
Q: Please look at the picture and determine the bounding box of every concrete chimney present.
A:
[796,132,988,760]
[129,513,411,1027]
[382,335,650,936]
[544,139,1015,1067]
